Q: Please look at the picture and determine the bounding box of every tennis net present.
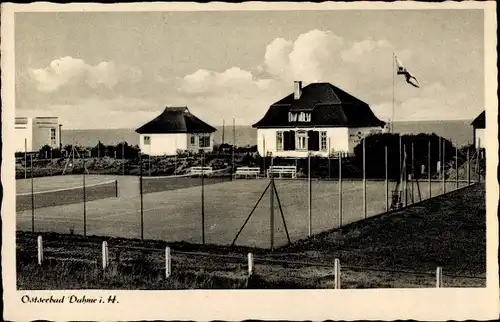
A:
[141,168,232,194]
[16,180,118,211]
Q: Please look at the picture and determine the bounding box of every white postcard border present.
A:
[2,1,498,321]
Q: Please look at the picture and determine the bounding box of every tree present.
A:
[353,133,462,179]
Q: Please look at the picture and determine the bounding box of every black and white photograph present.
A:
[2,1,498,321]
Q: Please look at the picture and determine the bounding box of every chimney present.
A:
[294,81,302,100]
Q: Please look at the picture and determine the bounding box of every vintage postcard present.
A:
[2,1,499,321]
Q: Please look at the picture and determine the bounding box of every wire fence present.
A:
[16,137,486,249]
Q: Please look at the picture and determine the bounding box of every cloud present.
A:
[264,37,293,80]
[17,96,158,129]
[371,82,470,122]
[28,56,142,93]
[174,30,407,124]
[19,29,480,129]
[178,67,276,97]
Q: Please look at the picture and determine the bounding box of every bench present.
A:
[267,166,297,179]
[189,166,213,176]
[234,167,261,179]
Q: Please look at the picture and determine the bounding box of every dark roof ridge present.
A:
[253,81,385,128]
[471,111,485,128]
[136,105,216,134]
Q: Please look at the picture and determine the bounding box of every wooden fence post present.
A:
[436,266,443,288]
[165,247,171,278]
[248,252,254,276]
[102,241,109,269]
[334,258,341,289]
[37,235,43,265]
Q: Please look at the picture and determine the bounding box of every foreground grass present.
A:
[17,184,486,289]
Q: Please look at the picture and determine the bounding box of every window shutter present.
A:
[283,131,290,151]
[307,130,319,151]
[313,131,320,151]
[290,131,296,150]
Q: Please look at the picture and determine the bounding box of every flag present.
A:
[395,56,420,88]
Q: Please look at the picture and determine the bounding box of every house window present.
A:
[190,135,196,146]
[199,135,211,148]
[296,131,308,151]
[144,136,151,145]
[50,128,56,146]
[276,131,283,151]
[320,131,327,152]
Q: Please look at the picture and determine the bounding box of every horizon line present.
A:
[60,118,475,131]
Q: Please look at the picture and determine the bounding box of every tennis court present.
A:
[16,174,468,248]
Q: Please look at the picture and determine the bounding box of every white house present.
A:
[471,111,485,149]
[252,81,386,157]
[135,106,216,156]
[15,116,60,153]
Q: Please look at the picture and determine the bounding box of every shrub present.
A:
[352,133,463,179]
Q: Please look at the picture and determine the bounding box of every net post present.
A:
[37,235,43,265]
[115,180,118,198]
[334,258,341,289]
[165,247,171,278]
[385,145,388,212]
[31,154,35,233]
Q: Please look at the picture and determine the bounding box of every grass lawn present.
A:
[16,183,485,289]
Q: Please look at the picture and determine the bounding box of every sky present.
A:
[15,9,484,129]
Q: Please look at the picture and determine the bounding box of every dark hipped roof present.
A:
[136,106,216,134]
[252,82,385,128]
[471,111,485,129]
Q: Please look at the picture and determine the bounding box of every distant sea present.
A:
[62,120,475,148]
